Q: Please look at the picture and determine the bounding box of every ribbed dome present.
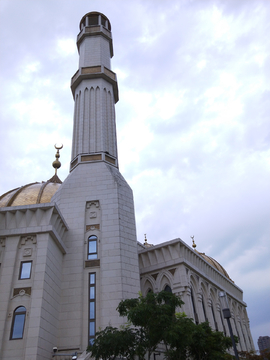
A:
[196,250,233,282]
[0,175,62,208]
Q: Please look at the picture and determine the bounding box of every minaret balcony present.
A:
[70,152,118,172]
[70,65,119,103]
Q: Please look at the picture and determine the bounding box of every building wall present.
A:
[52,160,141,351]
[139,238,255,353]
[0,204,67,360]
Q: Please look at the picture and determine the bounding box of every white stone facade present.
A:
[0,205,68,359]
[139,239,254,353]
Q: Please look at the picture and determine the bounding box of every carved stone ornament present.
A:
[168,268,176,276]
[151,273,158,280]
[13,287,31,296]
[0,237,6,247]
[86,224,100,232]
[185,286,192,296]
[90,211,97,218]
[86,200,99,209]
[23,248,32,257]
[20,235,37,248]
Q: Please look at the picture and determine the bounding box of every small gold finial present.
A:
[144,234,148,244]
[191,235,196,249]
[52,144,63,175]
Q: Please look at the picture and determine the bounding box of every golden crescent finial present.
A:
[54,143,63,150]
[191,235,196,249]
[52,144,63,175]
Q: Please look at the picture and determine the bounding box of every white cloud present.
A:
[56,38,77,56]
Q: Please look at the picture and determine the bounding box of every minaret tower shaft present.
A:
[70,12,119,170]
[52,12,141,350]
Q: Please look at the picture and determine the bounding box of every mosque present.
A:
[0,11,254,360]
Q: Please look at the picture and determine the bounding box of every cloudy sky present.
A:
[0,0,269,349]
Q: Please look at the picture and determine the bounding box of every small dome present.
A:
[0,175,62,208]
[196,250,233,282]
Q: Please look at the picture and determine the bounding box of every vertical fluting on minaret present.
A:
[70,12,119,170]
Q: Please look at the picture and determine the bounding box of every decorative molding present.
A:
[86,224,100,231]
[168,268,176,276]
[13,287,31,296]
[151,273,158,280]
[85,259,100,268]
[86,200,100,209]
[105,154,116,164]
[138,238,243,304]
[82,154,102,162]
[185,286,192,296]
[70,158,78,169]
[23,248,32,257]
[20,235,36,248]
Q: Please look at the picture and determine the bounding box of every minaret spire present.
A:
[70,12,119,171]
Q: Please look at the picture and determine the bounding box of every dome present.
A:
[191,238,233,282]
[0,175,62,208]
[196,251,233,282]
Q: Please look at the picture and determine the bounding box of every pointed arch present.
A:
[189,275,199,324]
[76,90,82,156]
[160,274,172,292]
[83,87,89,153]
[155,269,174,292]
[72,93,79,159]
[142,279,154,296]
[95,87,101,152]
[209,287,218,331]
[199,282,208,322]
[89,87,95,152]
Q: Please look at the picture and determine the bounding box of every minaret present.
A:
[52,12,141,350]
[70,11,119,170]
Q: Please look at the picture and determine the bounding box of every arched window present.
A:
[201,294,208,322]
[210,300,218,331]
[10,306,26,339]
[88,235,98,259]
[219,306,227,336]
[191,287,199,325]
[164,285,172,293]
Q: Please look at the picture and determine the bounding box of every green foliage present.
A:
[238,349,270,360]
[186,321,233,360]
[117,290,184,360]
[87,326,137,360]
[87,291,237,360]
